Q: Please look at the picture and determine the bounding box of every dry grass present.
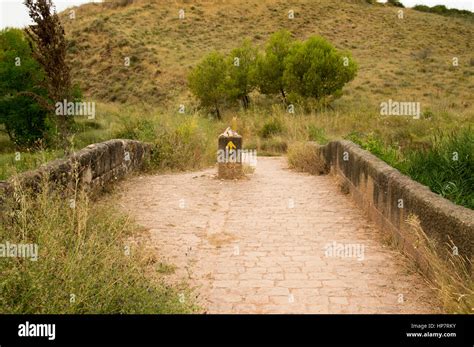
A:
[0,179,198,313]
[406,214,473,314]
[287,142,328,175]
[206,232,237,248]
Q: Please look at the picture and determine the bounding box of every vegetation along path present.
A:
[118,157,439,313]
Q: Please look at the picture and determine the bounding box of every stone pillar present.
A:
[217,127,243,179]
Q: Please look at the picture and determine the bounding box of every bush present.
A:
[188,33,358,115]
[0,28,49,148]
[113,116,156,142]
[255,30,293,99]
[413,4,473,18]
[283,36,357,105]
[188,51,228,119]
[226,39,258,108]
[387,0,404,8]
[259,117,284,138]
[149,117,213,171]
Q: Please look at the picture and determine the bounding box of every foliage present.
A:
[387,0,404,8]
[188,51,228,119]
[0,28,49,148]
[226,39,258,108]
[413,5,474,19]
[259,117,284,138]
[283,36,357,104]
[346,132,404,170]
[189,33,357,113]
[24,0,76,149]
[404,129,473,209]
[307,125,328,144]
[148,117,215,171]
[255,30,293,99]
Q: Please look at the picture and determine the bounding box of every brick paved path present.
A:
[118,157,438,313]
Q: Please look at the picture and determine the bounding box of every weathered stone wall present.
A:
[0,139,151,203]
[314,140,474,275]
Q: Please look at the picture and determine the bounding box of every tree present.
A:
[283,36,357,104]
[387,0,404,8]
[226,39,258,109]
[24,0,74,150]
[188,51,228,119]
[255,30,293,100]
[0,28,49,147]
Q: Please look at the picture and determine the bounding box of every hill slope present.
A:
[61,0,473,111]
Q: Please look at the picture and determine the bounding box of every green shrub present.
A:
[255,30,293,99]
[226,39,258,108]
[387,0,404,8]
[283,36,357,105]
[0,28,49,148]
[113,117,156,142]
[413,4,473,19]
[259,117,284,138]
[149,117,213,171]
[188,51,229,119]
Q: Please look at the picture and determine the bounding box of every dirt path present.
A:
[117,157,438,313]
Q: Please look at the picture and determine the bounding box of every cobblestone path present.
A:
[118,157,437,313]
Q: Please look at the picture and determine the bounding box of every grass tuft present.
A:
[287,142,328,175]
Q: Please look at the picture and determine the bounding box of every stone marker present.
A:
[217,127,243,179]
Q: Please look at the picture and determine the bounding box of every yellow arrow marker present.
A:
[226,141,237,150]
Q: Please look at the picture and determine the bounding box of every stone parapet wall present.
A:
[313,140,473,275]
[0,139,151,203]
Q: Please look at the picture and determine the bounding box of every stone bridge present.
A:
[2,139,472,313]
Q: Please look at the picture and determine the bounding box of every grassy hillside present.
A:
[1,0,473,207]
[60,0,473,110]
